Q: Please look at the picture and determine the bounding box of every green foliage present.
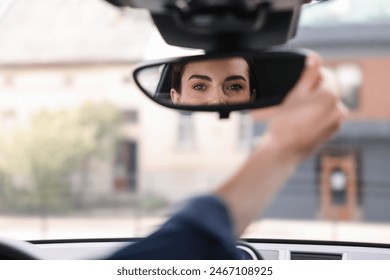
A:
[139,194,169,211]
[0,102,121,213]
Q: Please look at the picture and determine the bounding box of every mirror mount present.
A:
[150,1,303,52]
[104,0,306,52]
[219,111,231,120]
[167,2,270,35]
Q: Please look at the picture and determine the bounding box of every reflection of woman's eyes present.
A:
[192,84,207,91]
[227,84,244,91]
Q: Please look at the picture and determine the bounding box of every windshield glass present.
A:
[1,0,390,244]
[301,0,390,25]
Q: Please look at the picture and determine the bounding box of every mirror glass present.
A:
[133,52,306,110]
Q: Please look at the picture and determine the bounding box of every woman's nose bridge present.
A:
[206,85,225,104]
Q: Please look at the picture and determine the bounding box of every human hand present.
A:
[263,52,349,162]
[215,53,348,236]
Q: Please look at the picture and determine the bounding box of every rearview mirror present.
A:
[133,50,307,118]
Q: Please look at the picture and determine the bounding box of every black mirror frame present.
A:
[132,49,309,119]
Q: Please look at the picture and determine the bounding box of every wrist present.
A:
[257,132,304,167]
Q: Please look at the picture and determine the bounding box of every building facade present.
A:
[252,22,390,222]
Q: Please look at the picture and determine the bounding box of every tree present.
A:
[0,102,121,213]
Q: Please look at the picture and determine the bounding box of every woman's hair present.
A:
[169,57,257,97]
[170,62,186,93]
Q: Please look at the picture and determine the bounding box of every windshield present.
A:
[301,0,390,25]
[1,0,390,244]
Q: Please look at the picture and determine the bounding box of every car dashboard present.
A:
[23,239,390,260]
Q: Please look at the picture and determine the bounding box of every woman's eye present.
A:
[227,84,243,91]
[193,84,207,91]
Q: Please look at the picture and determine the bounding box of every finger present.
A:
[284,52,322,104]
[319,67,342,98]
[337,101,350,120]
[321,101,348,137]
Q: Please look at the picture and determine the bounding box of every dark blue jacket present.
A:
[107,195,240,259]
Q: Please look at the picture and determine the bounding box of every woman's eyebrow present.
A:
[225,75,247,82]
[188,74,212,81]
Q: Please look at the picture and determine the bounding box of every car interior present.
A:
[1,0,390,260]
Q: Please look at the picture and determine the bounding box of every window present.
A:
[0,109,16,129]
[334,64,362,109]
[177,112,195,150]
[238,112,253,149]
[113,140,138,192]
[318,148,359,220]
[123,110,138,123]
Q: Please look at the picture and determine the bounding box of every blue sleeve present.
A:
[106,195,240,260]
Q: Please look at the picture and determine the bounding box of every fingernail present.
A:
[306,56,316,67]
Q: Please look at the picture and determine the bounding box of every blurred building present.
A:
[0,0,252,209]
[252,0,390,222]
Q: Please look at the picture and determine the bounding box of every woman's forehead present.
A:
[182,57,249,78]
